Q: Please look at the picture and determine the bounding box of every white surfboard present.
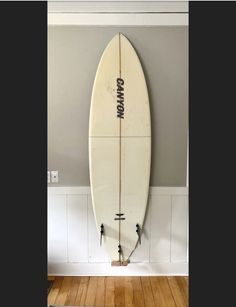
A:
[89,33,151,264]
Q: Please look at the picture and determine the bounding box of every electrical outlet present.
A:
[51,171,59,183]
[47,171,50,183]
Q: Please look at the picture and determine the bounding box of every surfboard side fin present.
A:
[100,224,104,246]
[136,224,141,244]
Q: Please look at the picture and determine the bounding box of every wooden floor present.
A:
[48,276,188,307]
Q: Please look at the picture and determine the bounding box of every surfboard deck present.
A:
[89,33,151,264]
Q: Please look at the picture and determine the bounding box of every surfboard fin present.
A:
[100,224,104,246]
[136,224,141,244]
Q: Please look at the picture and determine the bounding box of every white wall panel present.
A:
[67,195,88,262]
[171,195,188,262]
[48,195,67,262]
[47,187,188,275]
[150,195,172,262]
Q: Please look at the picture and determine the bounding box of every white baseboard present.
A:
[48,262,188,276]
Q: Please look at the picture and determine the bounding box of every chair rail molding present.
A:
[48,1,188,26]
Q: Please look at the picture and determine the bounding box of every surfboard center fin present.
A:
[136,224,141,244]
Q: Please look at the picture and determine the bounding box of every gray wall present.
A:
[48,26,188,187]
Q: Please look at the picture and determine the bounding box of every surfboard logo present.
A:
[117,78,124,119]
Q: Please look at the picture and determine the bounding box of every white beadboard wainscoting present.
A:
[48,187,188,276]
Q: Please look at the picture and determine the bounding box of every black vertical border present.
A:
[0,2,47,306]
[190,1,236,306]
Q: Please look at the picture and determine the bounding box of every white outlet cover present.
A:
[47,171,50,183]
[51,171,59,183]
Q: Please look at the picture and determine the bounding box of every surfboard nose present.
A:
[110,32,129,41]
